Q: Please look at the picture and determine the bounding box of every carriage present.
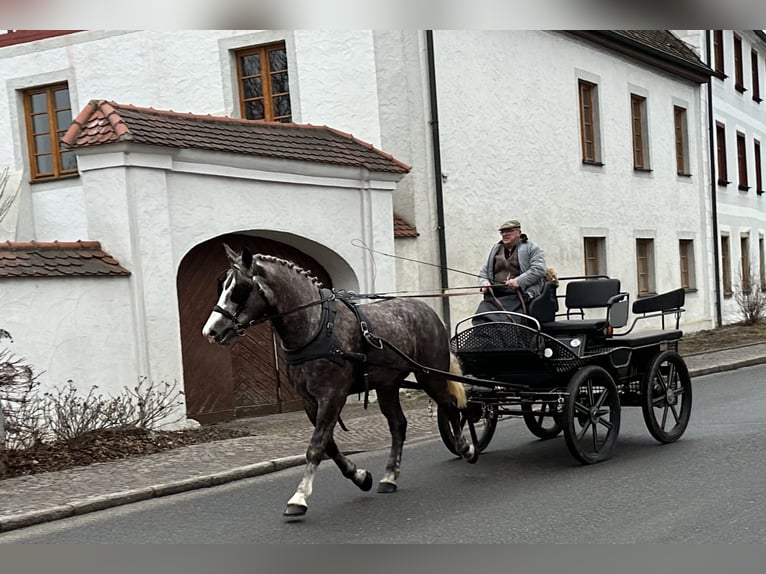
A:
[438,275,692,464]
[205,246,693,517]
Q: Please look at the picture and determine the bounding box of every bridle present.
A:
[213,265,333,336]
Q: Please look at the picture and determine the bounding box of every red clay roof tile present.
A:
[0,241,130,279]
[61,100,410,174]
[393,214,419,238]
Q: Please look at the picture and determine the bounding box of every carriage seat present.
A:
[604,287,685,348]
[539,278,628,336]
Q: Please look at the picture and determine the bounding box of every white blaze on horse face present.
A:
[202,271,236,342]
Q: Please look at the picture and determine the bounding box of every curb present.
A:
[0,456,305,533]
[2,355,765,534]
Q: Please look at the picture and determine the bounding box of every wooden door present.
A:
[177,234,331,423]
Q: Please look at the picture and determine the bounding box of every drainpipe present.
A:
[425,30,451,327]
[705,30,723,327]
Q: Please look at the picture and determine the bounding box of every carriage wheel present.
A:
[437,399,498,457]
[563,365,621,464]
[640,350,692,443]
[521,400,563,439]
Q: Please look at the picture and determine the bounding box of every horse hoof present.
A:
[359,470,373,492]
[283,504,307,519]
[462,446,479,464]
[377,482,397,494]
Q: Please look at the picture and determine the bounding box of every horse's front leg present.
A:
[374,384,407,493]
[284,396,371,518]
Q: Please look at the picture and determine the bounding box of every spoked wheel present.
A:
[521,400,563,439]
[563,365,621,464]
[640,350,692,443]
[437,399,499,457]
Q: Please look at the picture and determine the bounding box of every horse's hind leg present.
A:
[374,382,407,493]
[325,437,373,492]
[417,370,478,464]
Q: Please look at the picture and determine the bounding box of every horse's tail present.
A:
[446,352,467,409]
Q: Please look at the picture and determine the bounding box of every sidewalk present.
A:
[1,343,766,533]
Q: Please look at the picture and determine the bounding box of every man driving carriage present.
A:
[473,218,547,325]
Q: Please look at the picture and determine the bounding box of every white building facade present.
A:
[0,30,718,424]
[677,30,766,325]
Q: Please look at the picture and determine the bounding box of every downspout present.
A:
[425,30,451,326]
[705,30,723,327]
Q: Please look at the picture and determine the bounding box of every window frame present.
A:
[679,239,696,291]
[741,234,752,293]
[721,234,732,297]
[21,81,78,183]
[636,238,656,296]
[235,41,292,123]
[716,122,729,185]
[737,131,749,191]
[630,94,650,171]
[578,79,602,165]
[674,106,690,176]
[583,236,606,277]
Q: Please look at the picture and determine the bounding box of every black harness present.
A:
[281,289,381,408]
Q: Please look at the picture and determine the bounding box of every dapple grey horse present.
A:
[202,245,476,518]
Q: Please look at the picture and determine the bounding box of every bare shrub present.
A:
[0,346,44,451]
[734,263,766,326]
[40,378,185,443]
[0,167,21,223]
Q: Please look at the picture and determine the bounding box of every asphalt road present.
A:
[3,365,766,543]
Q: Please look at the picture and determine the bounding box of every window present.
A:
[721,235,732,297]
[578,80,602,164]
[674,106,690,175]
[752,49,762,102]
[734,34,746,92]
[756,139,763,195]
[679,240,696,291]
[631,94,649,170]
[714,30,725,75]
[235,42,291,122]
[737,131,749,190]
[741,234,751,292]
[760,236,766,290]
[583,237,606,277]
[716,122,729,185]
[22,82,77,182]
[636,238,655,296]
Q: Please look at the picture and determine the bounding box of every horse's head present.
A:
[202,244,273,345]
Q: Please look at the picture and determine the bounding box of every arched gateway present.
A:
[177,233,333,423]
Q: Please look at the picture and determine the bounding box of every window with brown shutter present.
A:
[752,49,762,102]
[679,239,696,291]
[721,235,732,297]
[674,106,690,175]
[734,34,746,92]
[716,122,729,185]
[631,94,649,170]
[714,30,725,75]
[578,80,602,165]
[737,131,749,190]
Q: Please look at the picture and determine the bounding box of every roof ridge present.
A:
[1,240,103,250]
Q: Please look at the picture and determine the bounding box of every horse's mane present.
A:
[254,254,324,288]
